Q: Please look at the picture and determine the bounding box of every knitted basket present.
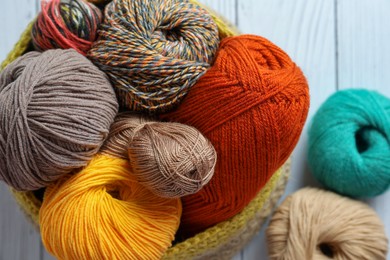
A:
[11,161,290,260]
[1,1,292,259]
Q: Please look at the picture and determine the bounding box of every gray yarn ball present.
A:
[0,49,118,190]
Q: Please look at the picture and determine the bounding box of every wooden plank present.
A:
[0,184,41,260]
[337,0,390,94]
[0,0,42,259]
[198,0,237,26]
[236,0,337,259]
[337,0,390,242]
[42,246,55,260]
[0,0,37,61]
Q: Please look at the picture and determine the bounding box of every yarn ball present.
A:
[161,35,310,236]
[32,0,102,55]
[266,188,388,260]
[308,89,390,197]
[88,0,220,114]
[101,112,216,198]
[0,49,118,191]
[40,154,182,260]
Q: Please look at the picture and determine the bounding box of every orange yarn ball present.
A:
[161,35,310,236]
[40,154,182,260]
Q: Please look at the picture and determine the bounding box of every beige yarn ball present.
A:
[101,112,216,198]
[266,187,388,260]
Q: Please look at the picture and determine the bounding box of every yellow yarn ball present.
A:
[40,154,182,260]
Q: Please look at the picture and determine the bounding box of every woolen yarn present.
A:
[40,154,182,260]
[266,188,388,260]
[161,35,310,236]
[88,0,220,113]
[102,112,216,198]
[0,49,118,190]
[308,89,390,197]
[32,0,102,56]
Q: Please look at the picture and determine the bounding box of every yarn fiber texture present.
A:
[161,34,310,236]
[40,154,182,260]
[102,112,216,198]
[32,0,102,56]
[266,187,388,260]
[88,0,220,114]
[0,49,118,190]
[308,89,390,197]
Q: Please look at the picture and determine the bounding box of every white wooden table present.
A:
[1,1,389,259]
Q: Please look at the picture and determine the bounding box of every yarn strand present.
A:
[40,154,182,260]
[308,89,390,197]
[0,49,118,190]
[88,0,220,113]
[101,112,216,198]
[161,34,310,236]
[32,0,102,55]
[267,188,388,260]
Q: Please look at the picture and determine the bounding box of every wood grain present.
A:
[0,1,43,259]
[0,0,38,61]
[337,0,390,94]
[0,0,389,259]
[0,184,41,260]
[199,0,237,26]
[337,0,390,245]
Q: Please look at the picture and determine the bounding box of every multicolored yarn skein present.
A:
[162,35,310,236]
[32,0,102,55]
[308,89,390,197]
[266,188,388,260]
[0,49,118,190]
[102,112,216,198]
[88,0,220,114]
[40,154,182,260]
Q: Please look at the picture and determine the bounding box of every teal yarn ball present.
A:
[308,89,390,197]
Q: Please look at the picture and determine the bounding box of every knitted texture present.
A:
[162,35,310,236]
[10,161,290,260]
[10,189,41,229]
[88,0,220,114]
[163,160,290,260]
[32,0,102,55]
[308,89,390,197]
[0,49,118,190]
